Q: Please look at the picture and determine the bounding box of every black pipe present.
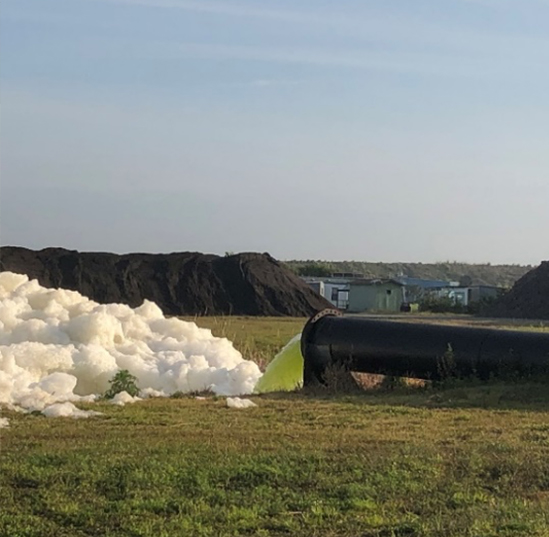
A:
[301,310,549,385]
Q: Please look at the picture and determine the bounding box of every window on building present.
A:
[386,289,392,295]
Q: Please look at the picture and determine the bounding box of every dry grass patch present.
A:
[182,315,306,367]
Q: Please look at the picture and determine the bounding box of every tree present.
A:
[297,263,332,277]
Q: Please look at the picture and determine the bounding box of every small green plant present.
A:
[435,343,458,386]
[316,358,362,395]
[104,369,139,399]
[379,374,408,391]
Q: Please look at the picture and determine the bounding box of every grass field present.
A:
[2,316,549,537]
[184,314,549,366]
[181,316,307,367]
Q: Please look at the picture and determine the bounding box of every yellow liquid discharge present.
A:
[254,334,303,393]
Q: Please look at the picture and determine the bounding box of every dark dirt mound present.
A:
[0,246,332,316]
[487,261,549,320]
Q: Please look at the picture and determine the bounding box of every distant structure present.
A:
[303,274,503,312]
[302,273,365,310]
[347,279,406,313]
[441,284,502,306]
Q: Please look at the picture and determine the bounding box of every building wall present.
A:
[348,283,404,312]
[308,281,325,297]
[469,286,501,303]
[325,283,349,309]
[435,285,502,306]
[446,288,469,305]
[303,278,350,309]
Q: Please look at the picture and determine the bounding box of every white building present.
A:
[302,276,354,309]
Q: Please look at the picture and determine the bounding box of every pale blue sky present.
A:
[1,0,548,264]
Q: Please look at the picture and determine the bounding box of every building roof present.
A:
[350,278,405,287]
[392,276,452,288]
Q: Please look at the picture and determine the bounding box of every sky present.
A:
[1,0,548,265]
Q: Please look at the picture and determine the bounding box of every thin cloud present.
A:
[135,41,541,79]
[250,79,301,88]
[83,0,319,24]
[78,0,549,60]
[456,0,549,6]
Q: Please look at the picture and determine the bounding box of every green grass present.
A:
[2,385,549,537]
[2,316,549,537]
[181,316,306,367]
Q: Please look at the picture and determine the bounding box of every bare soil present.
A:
[487,261,549,320]
[0,246,332,316]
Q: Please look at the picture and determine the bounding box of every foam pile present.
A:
[0,272,262,414]
[226,397,257,409]
[110,391,141,406]
[41,402,103,418]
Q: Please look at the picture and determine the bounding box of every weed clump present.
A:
[104,370,139,399]
[303,359,363,395]
[437,343,458,382]
[379,375,409,391]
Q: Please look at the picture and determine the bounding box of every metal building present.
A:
[347,279,406,313]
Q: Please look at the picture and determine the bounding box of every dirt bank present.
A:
[0,247,332,316]
[487,261,549,320]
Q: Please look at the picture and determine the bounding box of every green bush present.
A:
[419,296,466,314]
[104,369,139,399]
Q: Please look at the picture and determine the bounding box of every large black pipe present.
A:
[301,310,549,384]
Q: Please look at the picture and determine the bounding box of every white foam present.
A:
[0,272,263,415]
[41,402,102,418]
[110,391,141,406]
[226,397,257,409]
[0,417,9,428]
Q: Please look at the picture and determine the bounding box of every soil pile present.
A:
[487,261,549,320]
[0,247,332,316]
